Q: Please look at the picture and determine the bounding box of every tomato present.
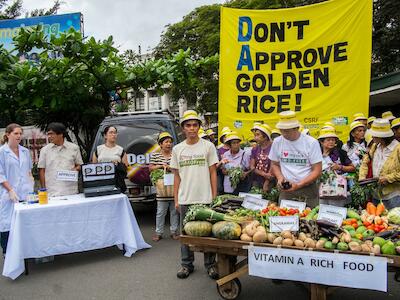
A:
[363,221,371,227]
[351,219,358,224]
[352,223,358,229]
[367,225,375,230]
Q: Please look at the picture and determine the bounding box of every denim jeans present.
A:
[0,231,9,254]
[372,195,400,210]
[155,200,179,236]
[180,205,216,271]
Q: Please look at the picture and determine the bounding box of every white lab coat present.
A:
[0,144,33,231]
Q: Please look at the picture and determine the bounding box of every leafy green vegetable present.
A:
[249,186,280,202]
[349,181,377,209]
[228,167,243,189]
[388,207,400,225]
[183,205,246,225]
[150,169,164,185]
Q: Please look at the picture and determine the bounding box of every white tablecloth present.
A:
[2,193,151,279]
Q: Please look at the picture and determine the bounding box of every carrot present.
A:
[376,201,385,216]
[367,202,376,216]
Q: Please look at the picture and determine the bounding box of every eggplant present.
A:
[377,230,395,238]
[316,219,338,229]
[389,231,400,240]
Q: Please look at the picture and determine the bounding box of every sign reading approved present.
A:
[249,247,387,292]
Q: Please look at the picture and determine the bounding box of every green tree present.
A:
[0,0,61,19]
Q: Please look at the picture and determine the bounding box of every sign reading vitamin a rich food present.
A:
[218,0,372,141]
[248,246,387,292]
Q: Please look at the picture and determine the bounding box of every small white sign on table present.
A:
[239,192,262,199]
[269,216,299,232]
[317,212,344,227]
[319,204,347,219]
[56,170,78,182]
[242,195,269,211]
[280,199,306,211]
[248,246,387,292]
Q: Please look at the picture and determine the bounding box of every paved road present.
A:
[0,203,399,300]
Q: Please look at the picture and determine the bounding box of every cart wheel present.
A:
[395,271,400,283]
[217,278,242,300]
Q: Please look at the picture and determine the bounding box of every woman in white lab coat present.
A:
[0,124,33,255]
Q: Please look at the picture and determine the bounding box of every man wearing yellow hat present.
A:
[269,111,323,208]
[170,110,219,279]
[392,118,400,142]
[359,119,400,209]
[206,128,217,145]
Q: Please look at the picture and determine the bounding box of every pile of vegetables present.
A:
[227,167,243,189]
[182,197,400,256]
[212,195,243,213]
[150,169,164,185]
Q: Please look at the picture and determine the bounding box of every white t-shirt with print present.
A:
[269,134,322,183]
[170,138,219,205]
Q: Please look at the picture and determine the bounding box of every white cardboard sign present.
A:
[56,170,78,182]
[269,216,299,232]
[249,246,387,292]
[279,199,306,212]
[317,212,344,227]
[163,173,174,186]
[242,195,269,211]
[239,192,262,199]
[319,204,347,220]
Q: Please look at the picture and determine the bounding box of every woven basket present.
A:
[155,179,174,197]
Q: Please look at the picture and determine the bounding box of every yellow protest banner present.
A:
[218,0,373,141]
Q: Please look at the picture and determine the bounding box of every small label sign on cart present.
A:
[269,216,299,232]
[317,212,343,227]
[279,199,306,212]
[319,204,347,219]
[248,246,387,292]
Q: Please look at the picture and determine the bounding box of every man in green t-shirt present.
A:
[170,110,218,279]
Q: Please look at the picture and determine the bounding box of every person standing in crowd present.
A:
[382,111,396,124]
[149,132,179,242]
[367,116,376,130]
[359,119,400,209]
[217,126,231,194]
[392,118,400,142]
[353,113,368,126]
[0,124,33,256]
[38,122,83,197]
[250,123,274,191]
[221,132,251,194]
[271,128,281,141]
[171,110,218,280]
[342,121,367,168]
[206,129,217,146]
[198,128,209,141]
[318,128,355,207]
[270,111,322,208]
[217,126,231,157]
[92,126,129,192]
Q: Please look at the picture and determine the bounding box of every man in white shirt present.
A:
[170,110,218,279]
[38,123,83,197]
[270,111,322,208]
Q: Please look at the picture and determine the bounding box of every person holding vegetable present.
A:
[170,110,219,280]
[149,132,179,242]
[270,111,323,208]
[221,132,251,194]
[250,123,274,191]
[359,119,400,209]
[342,121,367,168]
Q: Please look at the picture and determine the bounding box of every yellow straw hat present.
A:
[206,129,216,136]
[382,111,396,121]
[370,119,394,138]
[157,132,173,143]
[367,116,376,124]
[324,121,335,127]
[252,123,271,140]
[276,111,301,130]
[180,110,202,126]
[391,118,400,129]
[198,128,207,138]
[224,132,242,143]
[353,113,367,122]
[318,128,338,139]
[349,121,366,132]
[271,128,281,136]
[321,125,336,132]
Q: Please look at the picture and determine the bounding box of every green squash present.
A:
[184,221,213,237]
[212,221,241,240]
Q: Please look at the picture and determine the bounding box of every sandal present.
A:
[177,266,193,279]
[152,235,162,242]
[207,266,219,280]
